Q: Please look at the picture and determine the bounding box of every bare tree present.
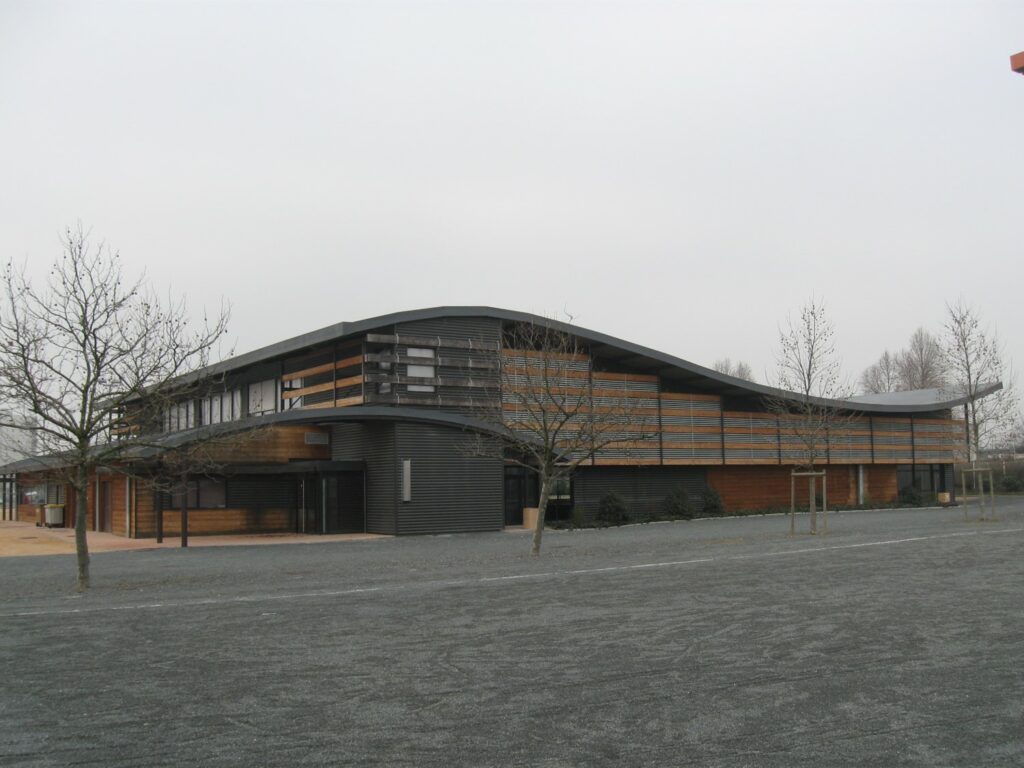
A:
[0,225,229,589]
[713,358,754,381]
[897,327,946,390]
[860,350,900,394]
[943,299,1016,460]
[766,298,855,533]
[469,320,653,555]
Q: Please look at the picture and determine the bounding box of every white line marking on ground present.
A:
[4,527,1022,619]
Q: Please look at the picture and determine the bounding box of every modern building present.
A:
[4,307,987,538]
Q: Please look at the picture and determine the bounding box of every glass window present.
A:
[248,379,277,415]
[406,348,435,393]
[19,484,46,505]
[210,395,222,424]
[166,479,226,509]
[231,388,242,419]
[198,478,226,508]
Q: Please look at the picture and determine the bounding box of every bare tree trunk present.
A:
[531,477,551,556]
[156,486,164,544]
[180,471,189,548]
[74,464,90,591]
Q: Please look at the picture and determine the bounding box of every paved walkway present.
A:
[0,520,387,557]
[3,503,1023,766]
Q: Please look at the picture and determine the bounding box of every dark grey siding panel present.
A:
[394,422,503,534]
[331,422,396,535]
[573,466,707,523]
[392,316,502,414]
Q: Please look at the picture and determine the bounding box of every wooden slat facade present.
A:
[501,347,965,468]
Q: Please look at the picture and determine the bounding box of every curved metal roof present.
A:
[204,305,998,415]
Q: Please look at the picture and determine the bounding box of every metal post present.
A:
[180,474,189,548]
[962,470,968,521]
[156,490,163,544]
[790,472,795,536]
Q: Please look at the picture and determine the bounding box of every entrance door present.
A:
[98,481,112,533]
[503,467,538,527]
[321,472,365,534]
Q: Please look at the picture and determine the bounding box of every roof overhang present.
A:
[0,406,511,474]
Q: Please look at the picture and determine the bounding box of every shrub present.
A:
[998,474,1024,493]
[571,505,586,529]
[898,486,923,506]
[597,492,628,526]
[663,487,695,520]
[700,487,725,517]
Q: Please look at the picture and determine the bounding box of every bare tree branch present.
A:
[0,224,230,589]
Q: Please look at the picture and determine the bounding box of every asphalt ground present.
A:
[1,501,1022,767]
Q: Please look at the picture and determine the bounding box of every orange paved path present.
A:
[0,520,388,557]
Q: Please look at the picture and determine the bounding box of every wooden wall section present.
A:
[660,393,722,465]
[707,465,894,512]
[189,425,331,464]
[500,345,963,467]
[282,340,364,409]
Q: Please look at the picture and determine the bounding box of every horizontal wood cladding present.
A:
[281,354,362,383]
[707,466,862,512]
[133,479,156,538]
[133,477,297,538]
[107,477,128,537]
[865,466,898,503]
[497,366,962,466]
[153,508,294,536]
[17,503,40,523]
[283,374,363,400]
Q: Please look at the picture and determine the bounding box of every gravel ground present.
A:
[1,501,1022,767]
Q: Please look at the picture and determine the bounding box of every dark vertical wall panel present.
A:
[394,422,503,534]
[573,466,707,523]
[331,422,396,535]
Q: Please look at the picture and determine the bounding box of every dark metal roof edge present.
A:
[192,305,994,414]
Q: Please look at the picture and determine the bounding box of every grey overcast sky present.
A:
[1,0,1021,387]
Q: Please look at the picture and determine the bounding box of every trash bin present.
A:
[44,504,65,527]
[936,492,951,506]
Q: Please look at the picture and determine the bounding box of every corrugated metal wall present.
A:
[393,316,501,412]
[573,466,708,523]
[331,422,397,535]
[394,316,502,344]
[394,422,503,534]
